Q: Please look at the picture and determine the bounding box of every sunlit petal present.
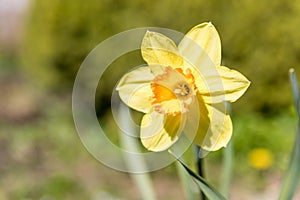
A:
[142,31,183,75]
[185,93,232,151]
[179,22,221,67]
[117,67,154,113]
[140,111,186,151]
[198,66,251,103]
[201,103,233,151]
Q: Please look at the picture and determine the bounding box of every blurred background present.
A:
[1,0,300,199]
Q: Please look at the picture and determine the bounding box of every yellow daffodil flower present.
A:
[117,22,250,152]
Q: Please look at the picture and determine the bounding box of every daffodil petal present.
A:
[185,93,232,151]
[141,31,183,75]
[140,111,186,152]
[178,22,221,67]
[201,103,233,151]
[198,66,250,103]
[116,67,154,113]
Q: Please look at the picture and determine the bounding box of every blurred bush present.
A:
[20,0,300,115]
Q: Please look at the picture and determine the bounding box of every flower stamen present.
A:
[174,82,191,97]
[150,66,196,115]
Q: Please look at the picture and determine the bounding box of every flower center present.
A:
[174,82,191,97]
[150,66,197,115]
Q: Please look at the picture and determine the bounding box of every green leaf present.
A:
[178,160,227,200]
[278,68,300,200]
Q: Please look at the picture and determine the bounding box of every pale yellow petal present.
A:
[201,103,233,151]
[141,31,183,75]
[179,22,221,67]
[198,66,250,103]
[116,67,154,113]
[140,111,186,152]
[185,93,232,151]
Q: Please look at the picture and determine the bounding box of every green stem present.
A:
[196,146,207,200]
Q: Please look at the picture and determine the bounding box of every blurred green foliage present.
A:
[20,0,300,114]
